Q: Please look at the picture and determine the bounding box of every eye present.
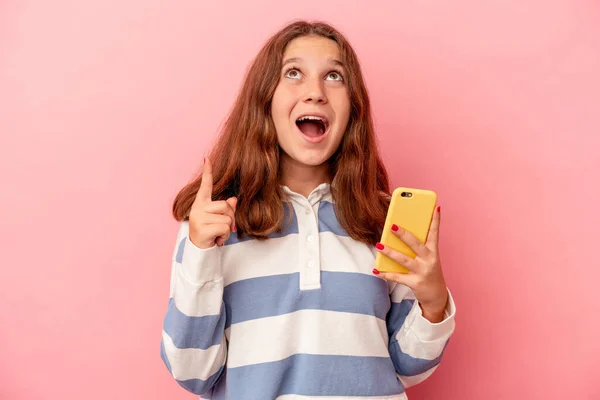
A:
[326,71,343,81]
[284,68,302,80]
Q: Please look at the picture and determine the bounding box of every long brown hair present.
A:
[172,20,391,245]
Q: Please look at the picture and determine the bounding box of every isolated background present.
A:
[1,1,599,399]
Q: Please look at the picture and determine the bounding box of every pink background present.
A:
[1,1,599,399]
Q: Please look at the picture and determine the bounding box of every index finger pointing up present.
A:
[197,157,213,202]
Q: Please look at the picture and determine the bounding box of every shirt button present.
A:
[308,260,315,268]
[307,235,314,242]
[305,208,311,214]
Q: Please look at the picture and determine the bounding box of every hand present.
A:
[374,206,448,323]
[188,157,237,249]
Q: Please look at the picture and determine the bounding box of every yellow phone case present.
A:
[375,187,438,273]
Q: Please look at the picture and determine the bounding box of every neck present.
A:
[279,154,331,198]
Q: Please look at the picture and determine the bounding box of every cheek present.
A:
[271,89,284,118]
[271,85,297,118]
[331,92,351,127]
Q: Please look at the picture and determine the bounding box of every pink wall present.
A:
[1,1,599,399]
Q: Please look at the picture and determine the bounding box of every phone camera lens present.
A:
[401,192,407,197]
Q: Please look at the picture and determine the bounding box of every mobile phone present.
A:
[375,187,438,273]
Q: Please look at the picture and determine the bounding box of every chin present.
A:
[293,151,332,167]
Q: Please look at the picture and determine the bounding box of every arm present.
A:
[375,205,456,387]
[160,221,227,395]
[386,282,455,388]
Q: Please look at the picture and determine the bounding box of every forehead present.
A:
[283,36,341,62]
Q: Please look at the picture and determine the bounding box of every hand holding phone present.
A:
[375,187,437,273]
[373,187,449,322]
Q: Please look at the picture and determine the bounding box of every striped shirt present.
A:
[160,183,456,399]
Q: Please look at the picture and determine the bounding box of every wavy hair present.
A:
[172,20,391,245]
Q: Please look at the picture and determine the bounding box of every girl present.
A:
[161,20,455,400]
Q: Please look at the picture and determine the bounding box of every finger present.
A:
[204,201,235,222]
[204,201,236,233]
[375,270,416,287]
[216,225,232,246]
[203,223,230,246]
[202,213,233,226]
[426,205,441,248]
[196,157,214,202]
[202,223,230,239]
[375,243,418,272]
[226,197,238,232]
[391,224,429,257]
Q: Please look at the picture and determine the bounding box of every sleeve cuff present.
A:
[179,236,223,284]
[409,288,456,342]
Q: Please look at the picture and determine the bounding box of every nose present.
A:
[302,79,327,104]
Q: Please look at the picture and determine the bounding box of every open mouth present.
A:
[295,115,329,138]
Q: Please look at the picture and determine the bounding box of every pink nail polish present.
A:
[372,268,380,275]
[376,242,384,250]
[391,224,399,232]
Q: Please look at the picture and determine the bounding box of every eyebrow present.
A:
[282,57,344,67]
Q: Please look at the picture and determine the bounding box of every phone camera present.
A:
[401,192,412,198]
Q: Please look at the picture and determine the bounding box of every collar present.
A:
[281,183,332,206]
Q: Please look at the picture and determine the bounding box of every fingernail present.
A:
[376,242,384,250]
[437,205,441,212]
[372,268,380,275]
[233,225,237,232]
[204,157,206,164]
[391,224,399,232]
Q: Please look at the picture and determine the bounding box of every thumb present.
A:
[226,197,238,231]
[226,196,238,212]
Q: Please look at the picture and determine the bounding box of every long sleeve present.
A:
[160,221,228,396]
[385,282,456,388]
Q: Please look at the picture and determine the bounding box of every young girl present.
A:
[161,20,455,400]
